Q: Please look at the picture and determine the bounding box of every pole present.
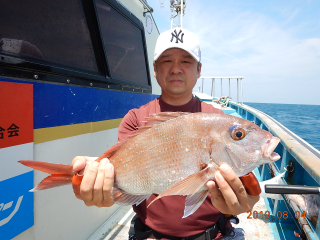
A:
[237,78,239,103]
[213,78,215,98]
[241,78,243,105]
[211,78,214,97]
[202,78,204,93]
[181,0,183,27]
[229,78,231,98]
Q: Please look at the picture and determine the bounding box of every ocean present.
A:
[244,103,320,152]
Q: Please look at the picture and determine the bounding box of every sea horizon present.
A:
[244,102,320,152]
[245,102,320,106]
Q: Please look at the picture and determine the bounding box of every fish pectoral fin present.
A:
[112,187,150,206]
[147,166,214,208]
[183,190,209,218]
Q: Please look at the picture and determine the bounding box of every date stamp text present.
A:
[247,210,306,221]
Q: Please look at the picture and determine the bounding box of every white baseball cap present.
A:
[154,27,201,62]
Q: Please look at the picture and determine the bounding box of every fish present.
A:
[19,112,280,218]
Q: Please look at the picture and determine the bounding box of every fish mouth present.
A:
[262,136,281,161]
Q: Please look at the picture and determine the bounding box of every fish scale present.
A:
[111,114,211,194]
[113,138,208,193]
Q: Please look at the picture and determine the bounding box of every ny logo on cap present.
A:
[171,29,184,43]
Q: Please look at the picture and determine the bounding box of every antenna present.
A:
[170,0,187,29]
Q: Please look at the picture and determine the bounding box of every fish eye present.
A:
[231,128,246,140]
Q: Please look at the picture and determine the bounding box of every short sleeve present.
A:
[117,109,139,142]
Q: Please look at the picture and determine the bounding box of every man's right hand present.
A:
[72,156,115,207]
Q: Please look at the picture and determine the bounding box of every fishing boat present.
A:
[0,0,319,240]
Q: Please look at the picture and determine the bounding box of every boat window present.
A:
[95,0,149,86]
[0,0,98,73]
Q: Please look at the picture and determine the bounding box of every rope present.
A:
[216,96,231,107]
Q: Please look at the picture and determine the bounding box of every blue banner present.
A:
[0,171,34,240]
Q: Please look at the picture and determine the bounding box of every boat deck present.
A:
[99,197,276,240]
[236,197,275,240]
[102,208,135,240]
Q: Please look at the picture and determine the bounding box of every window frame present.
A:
[92,0,152,89]
[0,0,152,93]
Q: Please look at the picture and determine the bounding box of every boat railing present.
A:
[197,76,244,105]
[228,101,320,240]
[195,75,320,239]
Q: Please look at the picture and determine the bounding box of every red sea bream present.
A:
[19,112,280,218]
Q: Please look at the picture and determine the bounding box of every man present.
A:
[72,27,259,239]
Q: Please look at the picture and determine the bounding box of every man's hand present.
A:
[206,164,259,215]
[72,156,114,207]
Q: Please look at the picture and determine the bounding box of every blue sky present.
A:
[147,0,320,104]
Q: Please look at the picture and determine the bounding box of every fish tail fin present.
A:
[30,174,73,191]
[18,160,73,175]
[19,160,74,191]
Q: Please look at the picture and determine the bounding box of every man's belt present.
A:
[133,217,219,240]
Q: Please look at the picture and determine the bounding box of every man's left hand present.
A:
[206,163,259,215]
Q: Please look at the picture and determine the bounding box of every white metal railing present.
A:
[197,77,244,105]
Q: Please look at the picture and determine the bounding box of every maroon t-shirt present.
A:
[117,96,227,239]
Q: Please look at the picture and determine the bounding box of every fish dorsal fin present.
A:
[96,112,190,161]
[135,112,190,134]
[95,141,127,161]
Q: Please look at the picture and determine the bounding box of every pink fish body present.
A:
[19,112,280,218]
